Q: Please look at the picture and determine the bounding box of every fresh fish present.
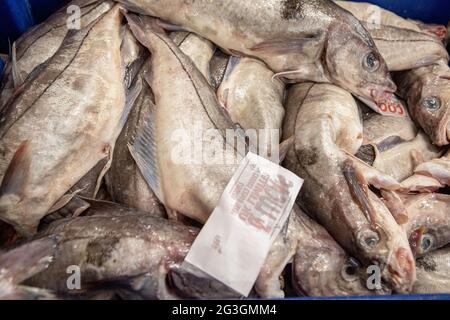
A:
[282,83,415,293]
[125,14,245,223]
[256,205,374,297]
[411,20,448,40]
[401,150,450,192]
[413,246,450,294]
[402,193,450,257]
[395,60,450,146]
[336,1,448,71]
[0,5,138,236]
[26,207,200,299]
[0,0,114,109]
[209,50,230,91]
[217,57,285,156]
[0,237,57,300]
[116,0,396,103]
[356,115,442,181]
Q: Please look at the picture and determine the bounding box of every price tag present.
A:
[185,152,303,296]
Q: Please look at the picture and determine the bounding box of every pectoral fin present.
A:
[251,34,323,56]
[0,140,31,197]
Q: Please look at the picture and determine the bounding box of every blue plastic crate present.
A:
[0,0,449,300]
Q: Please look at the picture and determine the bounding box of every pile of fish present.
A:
[0,0,450,299]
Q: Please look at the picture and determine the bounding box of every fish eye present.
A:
[421,97,441,110]
[358,229,380,249]
[341,258,360,282]
[363,52,380,72]
[419,234,434,254]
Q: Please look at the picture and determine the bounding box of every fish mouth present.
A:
[368,79,397,103]
[385,247,416,293]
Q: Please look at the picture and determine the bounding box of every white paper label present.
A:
[185,152,303,296]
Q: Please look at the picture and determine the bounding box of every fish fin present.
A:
[399,174,442,193]
[0,140,31,197]
[279,136,294,164]
[120,73,143,130]
[251,34,323,55]
[125,13,166,45]
[380,190,409,225]
[157,19,188,32]
[342,158,377,225]
[11,42,23,89]
[222,56,241,82]
[0,236,57,284]
[343,151,402,191]
[128,111,163,203]
[355,144,376,166]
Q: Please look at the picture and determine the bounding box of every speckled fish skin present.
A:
[336,1,448,71]
[209,50,230,90]
[282,83,415,293]
[0,0,114,109]
[401,150,450,192]
[413,246,450,294]
[399,193,450,257]
[255,206,373,298]
[395,60,450,147]
[125,14,245,224]
[26,208,199,299]
[116,0,395,103]
[0,5,129,236]
[217,57,285,154]
[358,115,442,181]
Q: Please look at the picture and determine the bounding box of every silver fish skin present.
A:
[282,83,415,293]
[256,205,374,298]
[209,50,230,90]
[125,14,245,224]
[217,57,285,157]
[0,5,134,236]
[413,246,450,294]
[395,60,450,147]
[27,207,200,299]
[401,149,450,193]
[116,0,396,104]
[0,0,114,109]
[171,32,215,80]
[0,237,57,300]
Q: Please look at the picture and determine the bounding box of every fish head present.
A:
[405,194,450,256]
[406,71,450,146]
[325,23,396,103]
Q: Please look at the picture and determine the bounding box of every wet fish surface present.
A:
[0,5,136,236]
[116,0,396,103]
[282,82,415,293]
[414,246,450,294]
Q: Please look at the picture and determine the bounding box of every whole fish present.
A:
[217,57,285,157]
[0,237,57,300]
[256,205,374,297]
[282,83,415,293]
[413,246,450,294]
[116,0,396,103]
[401,150,450,192]
[395,60,450,146]
[26,208,200,299]
[0,0,114,109]
[336,1,448,71]
[356,115,441,181]
[125,14,245,223]
[0,5,138,236]
[27,202,275,299]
